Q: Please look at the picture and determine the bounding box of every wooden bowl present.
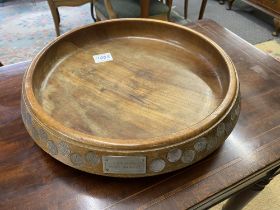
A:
[21,19,240,177]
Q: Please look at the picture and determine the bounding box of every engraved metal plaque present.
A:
[102,156,146,174]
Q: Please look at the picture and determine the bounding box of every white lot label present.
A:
[93,53,113,63]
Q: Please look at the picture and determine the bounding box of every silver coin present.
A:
[194,137,207,152]
[207,135,217,151]
[85,151,100,165]
[25,111,32,128]
[235,104,241,117]
[216,123,225,137]
[70,153,84,166]
[47,140,58,155]
[225,120,233,135]
[38,127,48,142]
[58,141,70,156]
[181,150,195,164]
[167,149,182,163]
[150,159,165,173]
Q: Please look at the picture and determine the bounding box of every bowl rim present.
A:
[22,18,239,151]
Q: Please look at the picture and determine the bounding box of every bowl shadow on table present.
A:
[38,138,228,205]
[7,111,236,208]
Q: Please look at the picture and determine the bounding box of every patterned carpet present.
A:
[1,0,280,65]
[0,1,188,65]
[0,1,94,64]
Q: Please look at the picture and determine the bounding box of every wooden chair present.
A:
[47,0,96,36]
[184,0,208,20]
[93,0,173,21]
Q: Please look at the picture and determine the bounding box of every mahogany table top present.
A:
[0,19,280,210]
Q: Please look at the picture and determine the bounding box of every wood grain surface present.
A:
[28,19,235,140]
[0,20,280,209]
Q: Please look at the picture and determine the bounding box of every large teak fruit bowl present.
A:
[21,19,240,177]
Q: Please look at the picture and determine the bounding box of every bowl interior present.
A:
[31,20,231,140]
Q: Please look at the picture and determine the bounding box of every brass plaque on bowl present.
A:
[102,156,146,174]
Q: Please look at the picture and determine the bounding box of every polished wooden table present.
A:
[0,19,280,210]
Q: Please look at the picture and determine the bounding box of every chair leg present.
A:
[272,17,280,36]
[198,0,207,20]
[166,0,173,20]
[227,0,235,10]
[184,0,188,19]
[47,0,60,36]
[56,8,60,24]
[90,2,96,22]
